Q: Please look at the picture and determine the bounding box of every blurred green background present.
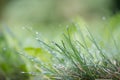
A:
[0,0,120,79]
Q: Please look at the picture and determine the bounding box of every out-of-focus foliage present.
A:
[101,13,120,43]
[0,32,29,80]
[3,0,112,24]
[1,0,113,41]
[24,47,52,63]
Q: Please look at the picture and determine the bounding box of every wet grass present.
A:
[19,23,120,80]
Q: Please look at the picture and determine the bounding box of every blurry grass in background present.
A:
[0,32,29,80]
[1,0,113,41]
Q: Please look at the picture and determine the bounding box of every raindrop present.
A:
[66,25,69,29]
[19,52,23,55]
[22,27,25,30]
[35,32,39,35]
[35,37,39,40]
[29,72,37,75]
[21,72,25,73]
[31,59,34,62]
[75,23,79,27]
[3,48,6,51]
[51,51,56,54]
[96,50,100,54]
[51,41,56,45]
[102,16,106,20]
[57,64,65,69]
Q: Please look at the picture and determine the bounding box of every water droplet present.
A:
[21,72,25,73]
[66,25,69,29]
[35,32,39,34]
[22,27,25,30]
[75,23,79,27]
[102,16,106,20]
[3,48,6,51]
[51,41,56,45]
[35,37,39,40]
[31,59,34,61]
[51,51,56,54]
[96,50,100,54]
[28,72,36,75]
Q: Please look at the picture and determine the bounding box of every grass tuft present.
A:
[19,24,120,80]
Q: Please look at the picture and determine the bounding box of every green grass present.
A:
[0,33,29,80]
[19,23,120,80]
